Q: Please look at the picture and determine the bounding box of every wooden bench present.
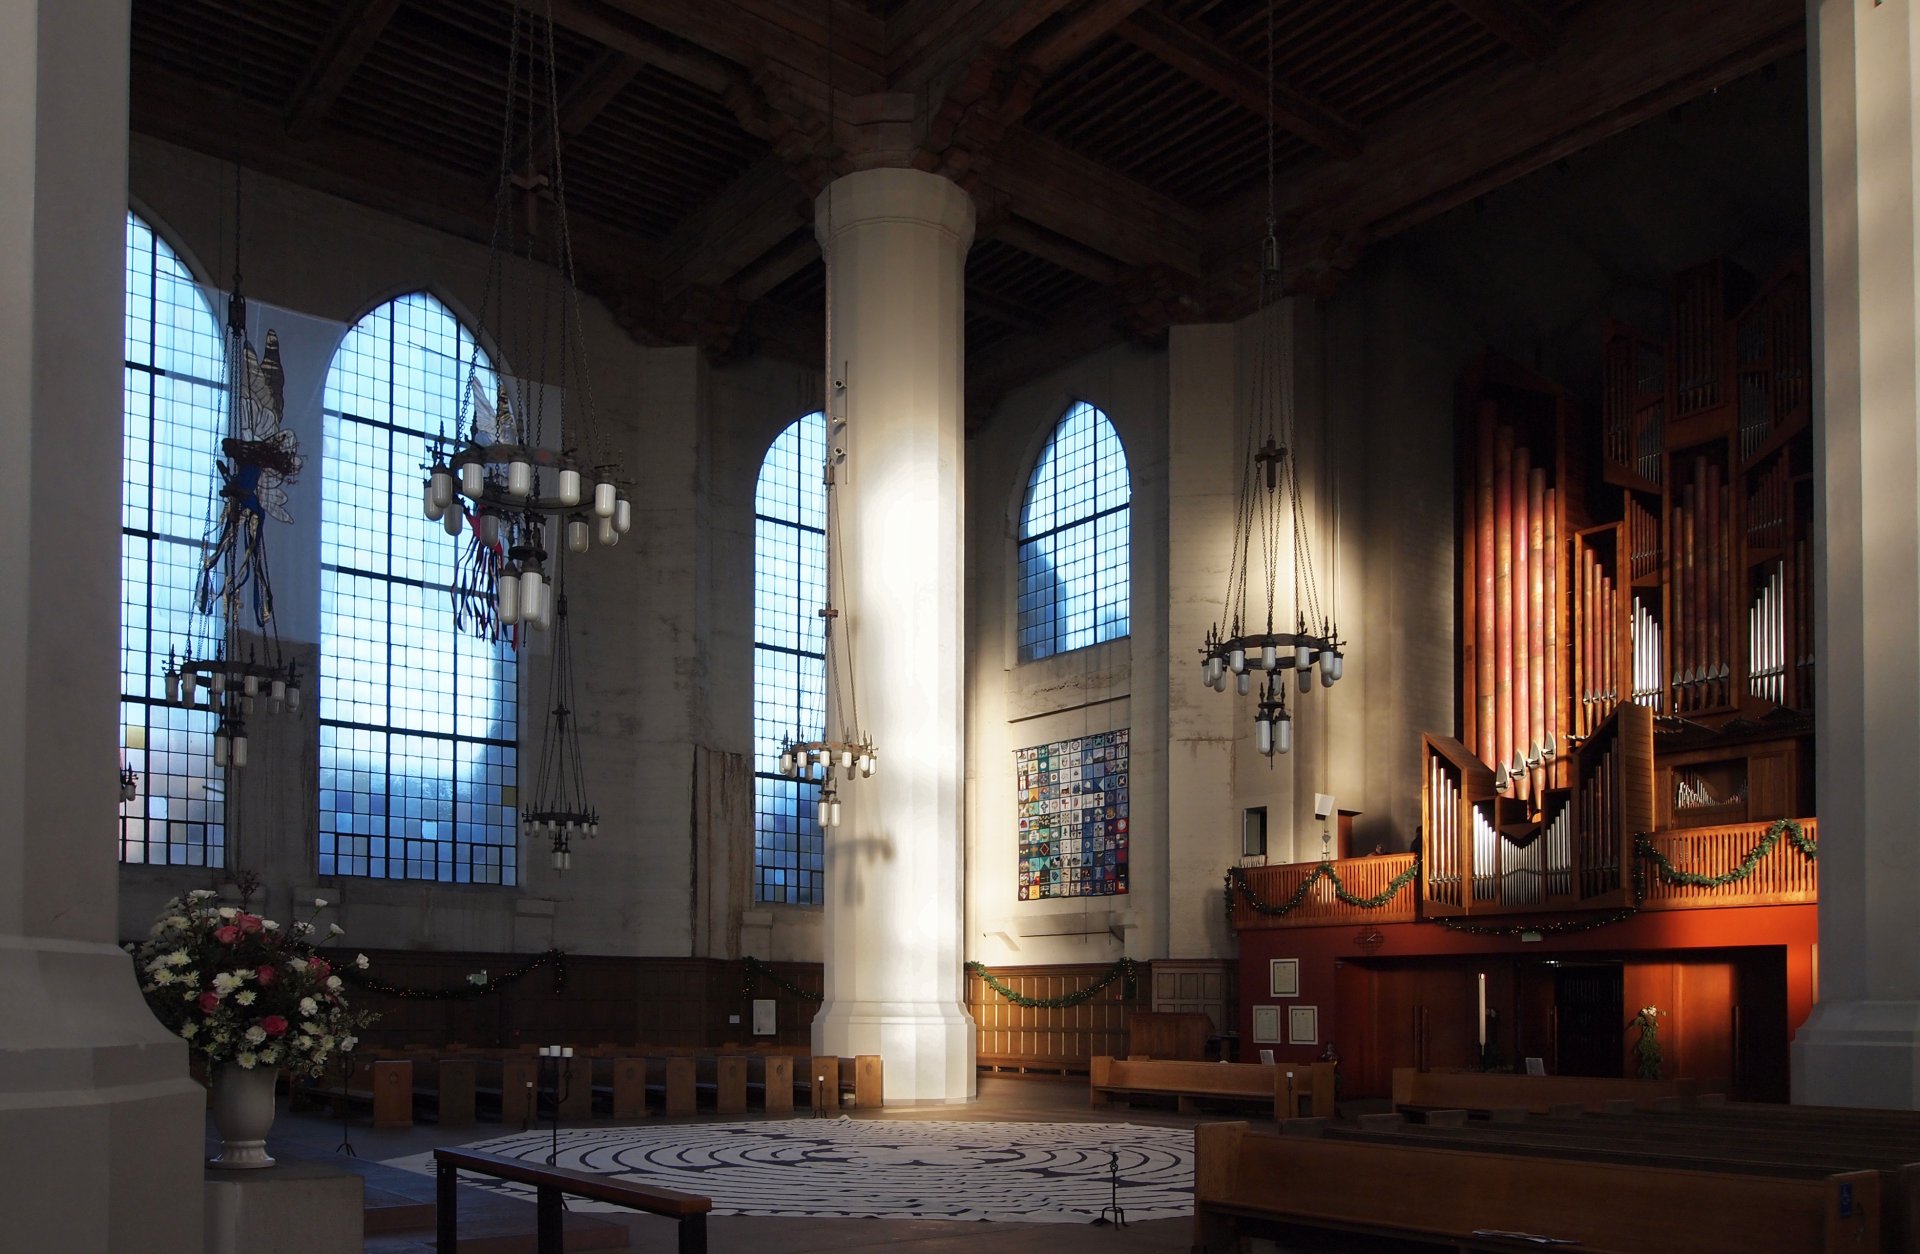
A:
[436,1146,711,1254]
[1193,1120,1881,1253]
[1392,1066,1699,1115]
[1090,1056,1334,1120]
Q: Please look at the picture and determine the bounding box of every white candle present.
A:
[1477,973,1488,1048]
[561,1047,573,1058]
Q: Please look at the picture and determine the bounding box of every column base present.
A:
[812,999,977,1103]
[1791,999,1920,1109]
[0,934,207,1253]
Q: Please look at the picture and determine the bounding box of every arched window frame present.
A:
[119,210,228,866]
[318,292,518,884]
[751,411,828,905]
[1015,400,1132,663]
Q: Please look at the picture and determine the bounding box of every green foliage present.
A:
[1630,1005,1664,1080]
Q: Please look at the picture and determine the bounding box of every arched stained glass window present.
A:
[319,293,517,883]
[752,412,827,905]
[1016,401,1131,662]
[120,211,227,865]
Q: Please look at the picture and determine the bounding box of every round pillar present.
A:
[809,168,977,1102]
[1793,0,1920,1108]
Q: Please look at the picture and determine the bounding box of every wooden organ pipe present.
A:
[1544,488,1558,779]
[1495,426,1514,788]
[1477,414,1497,765]
[1528,468,1546,797]
[1513,454,1531,794]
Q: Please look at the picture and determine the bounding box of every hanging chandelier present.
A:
[158,164,304,770]
[422,0,629,641]
[1196,0,1345,757]
[772,35,875,830]
[525,580,597,870]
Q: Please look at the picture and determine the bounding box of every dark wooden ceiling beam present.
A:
[1205,0,1805,292]
[517,50,644,176]
[986,216,1119,285]
[657,156,813,298]
[1021,0,1158,75]
[285,0,403,138]
[1444,0,1558,61]
[1114,10,1360,157]
[967,284,1050,332]
[982,127,1203,275]
[593,0,888,93]
[733,229,820,302]
[516,0,742,97]
[890,0,1079,92]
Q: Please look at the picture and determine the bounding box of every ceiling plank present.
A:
[516,0,743,98]
[1444,0,1558,61]
[890,0,1079,92]
[1022,0,1158,76]
[1115,10,1360,158]
[986,216,1119,285]
[656,156,813,297]
[285,0,404,138]
[594,0,888,93]
[519,50,644,175]
[1206,0,1805,290]
[966,284,1050,332]
[982,127,1203,275]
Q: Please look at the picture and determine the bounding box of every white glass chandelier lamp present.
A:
[1196,1,1346,758]
[430,0,630,642]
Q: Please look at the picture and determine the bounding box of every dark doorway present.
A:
[1554,962,1624,1077]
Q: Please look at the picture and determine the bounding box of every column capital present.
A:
[814,168,976,252]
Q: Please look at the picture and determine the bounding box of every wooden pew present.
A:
[372,1058,413,1129]
[664,1057,696,1117]
[807,1056,837,1113]
[436,1147,710,1253]
[1090,1056,1334,1120]
[1392,1066,1699,1114]
[437,1057,477,1128]
[715,1056,747,1115]
[763,1056,794,1114]
[1193,1120,1880,1254]
[612,1057,648,1120]
[557,1055,593,1120]
[500,1056,538,1127]
[854,1055,883,1108]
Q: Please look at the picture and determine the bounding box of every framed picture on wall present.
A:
[1269,958,1300,998]
[1289,1005,1319,1046]
[1251,1005,1283,1043]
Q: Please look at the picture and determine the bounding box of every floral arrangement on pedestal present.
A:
[131,887,374,1076]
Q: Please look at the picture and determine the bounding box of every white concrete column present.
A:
[1792,0,1920,1109]
[810,169,976,1101]
[0,1,207,1246]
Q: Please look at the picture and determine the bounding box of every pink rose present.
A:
[256,965,278,987]
[197,991,219,1013]
[260,1015,288,1037]
[213,925,242,945]
[237,914,264,934]
[308,958,331,980]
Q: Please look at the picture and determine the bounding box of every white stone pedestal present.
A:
[204,1160,364,1254]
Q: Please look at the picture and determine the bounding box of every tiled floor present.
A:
[241,1075,1221,1252]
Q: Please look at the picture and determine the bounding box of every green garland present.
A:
[1636,817,1816,890]
[741,955,824,1003]
[1630,1005,1664,1079]
[1224,858,1421,922]
[966,957,1138,1008]
[337,949,567,1001]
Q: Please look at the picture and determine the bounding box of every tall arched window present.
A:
[120,212,228,865]
[752,412,827,905]
[1017,401,1131,662]
[320,294,517,883]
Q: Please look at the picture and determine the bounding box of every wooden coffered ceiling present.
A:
[128,0,1806,417]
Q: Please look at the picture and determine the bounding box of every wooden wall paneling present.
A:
[1149,958,1233,1032]
[438,1058,477,1128]
[665,1056,696,1116]
[969,963,1134,1073]
[613,1057,648,1118]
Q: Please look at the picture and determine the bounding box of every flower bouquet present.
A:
[132,888,374,1076]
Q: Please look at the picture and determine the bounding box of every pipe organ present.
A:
[1428,256,1812,918]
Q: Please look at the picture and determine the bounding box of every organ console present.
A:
[1430,256,1811,917]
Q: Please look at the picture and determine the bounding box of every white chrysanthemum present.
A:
[320,1035,336,1053]
[153,970,174,986]
[244,1025,267,1044]
[235,1051,258,1068]
[234,990,256,1006]
[260,1046,281,1065]
[181,1023,198,1039]
[167,950,190,966]
[212,972,242,994]
[188,889,217,900]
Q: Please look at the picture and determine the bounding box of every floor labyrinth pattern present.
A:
[388,1118,1194,1223]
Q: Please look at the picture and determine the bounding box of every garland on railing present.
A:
[1635,817,1817,890]
[966,957,1138,1008]
[1223,858,1422,923]
[741,955,823,1003]
[336,949,567,1000]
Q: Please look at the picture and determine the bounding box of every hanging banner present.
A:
[1016,728,1128,900]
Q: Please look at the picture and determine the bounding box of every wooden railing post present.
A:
[679,1210,708,1254]
[437,1160,459,1252]
[536,1183,563,1254]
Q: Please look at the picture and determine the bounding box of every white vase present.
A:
[208,1062,279,1169]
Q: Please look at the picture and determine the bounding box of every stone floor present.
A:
[241,1074,1201,1253]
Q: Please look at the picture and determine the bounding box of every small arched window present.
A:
[319,293,517,883]
[1016,401,1130,662]
[120,211,228,865]
[752,412,827,904]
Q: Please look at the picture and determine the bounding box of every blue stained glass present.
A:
[320,293,517,884]
[1017,401,1131,663]
[752,412,827,904]
[119,212,226,867]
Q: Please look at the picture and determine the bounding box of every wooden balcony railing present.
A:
[1636,818,1818,910]
[1228,854,1420,931]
